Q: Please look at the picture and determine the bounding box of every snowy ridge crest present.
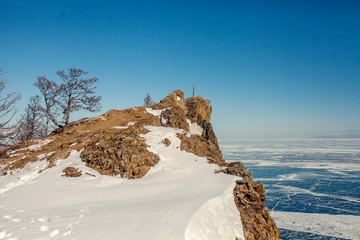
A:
[0,89,280,240]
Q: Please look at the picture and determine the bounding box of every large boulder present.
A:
[80,126,160,179]
[186,96,212,122]
[220,161,281,240]
[152,89,187,113]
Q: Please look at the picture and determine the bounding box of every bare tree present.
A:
[0,70,21,146]
[143,93,154,107]
[35,76,62,128]
[35,68,101,129]
[16,95,47,141]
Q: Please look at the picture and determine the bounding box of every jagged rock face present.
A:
[177,133,224,165]
[200,117,220,147]
[234,181,280,240]
[160,106,189,131]
[185,96,220,149]
[80,126,160,179]
[152,89,187,112]
[186,96,212,122]
[150,89,223,165]
[222,162,280,240]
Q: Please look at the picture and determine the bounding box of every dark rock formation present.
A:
[177,133,224,165]
[152,90,190,131]
[219,161,280,239]
[160,107,189,131]
[153,89,187,112]
[151,90,223,165]
[162,138,171,147]
[80,126,160,179]
[186,96,212,122]
[154,90,280,239]
[62,167,82,177]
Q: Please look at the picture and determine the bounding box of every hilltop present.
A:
[0,90,279,240]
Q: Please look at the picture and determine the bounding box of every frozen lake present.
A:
[220,139,360,240]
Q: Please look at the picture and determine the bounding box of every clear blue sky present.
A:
[1,0,359,139]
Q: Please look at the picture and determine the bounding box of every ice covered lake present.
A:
[220,138,360,240]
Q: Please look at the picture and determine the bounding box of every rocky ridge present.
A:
[0,89,280,240]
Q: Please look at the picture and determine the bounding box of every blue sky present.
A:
[1,0,359,139]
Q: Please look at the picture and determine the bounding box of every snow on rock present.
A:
[145,107,170,117]
[0,126,244,240]
[113,121,136,129]
[186,119,203,136]
[145,107,163,117]
[27,139,52,151]
[145,107,172,126]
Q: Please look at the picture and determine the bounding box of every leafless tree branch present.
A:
[35,68,101,129]
[0,70,21,147]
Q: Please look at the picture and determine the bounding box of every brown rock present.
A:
[62,167,82,177]
[177,133,224,165]
[162,138,171,147]
[160,106,189,131]
[80,126,160,179]
[223,162,280,240]
[156,89,187,113]
[185,96,212,122]
[0,89,281,240]
[185,96,219,147]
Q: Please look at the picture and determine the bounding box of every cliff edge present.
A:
[0,89,279,240]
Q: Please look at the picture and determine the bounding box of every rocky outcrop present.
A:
[0,89,280,239]
[186,96,212,122]
[150,90,223,165]
[153,91,280,239]
[62,167,82,177]
[177,133,224,165]
[80,125,160,179]
[185,96,221,153]
[151,90,190,131]
[234,180,280,240]
[220,162,280,239]
[152,89,187,112]
[160,107,189,131]
[162,138,171,147]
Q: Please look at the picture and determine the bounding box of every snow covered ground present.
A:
[0,126,244,240]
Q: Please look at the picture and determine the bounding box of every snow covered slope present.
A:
[0,126,244,240]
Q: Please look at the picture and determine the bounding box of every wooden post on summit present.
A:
[193,85,195,97]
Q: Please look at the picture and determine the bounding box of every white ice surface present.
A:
[271,211,360,239]
[0,126,244,240]
[273,185,360,205]
[229,158,360,172]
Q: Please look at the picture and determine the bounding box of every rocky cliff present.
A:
[0,89,280,240]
